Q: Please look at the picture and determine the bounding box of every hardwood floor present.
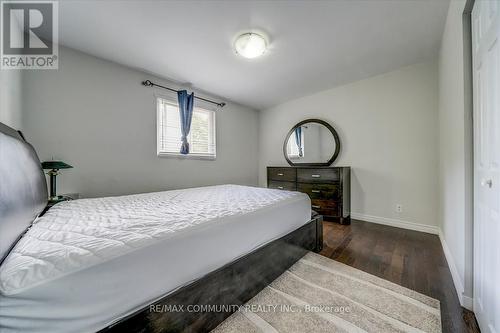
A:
[319,219,480,333]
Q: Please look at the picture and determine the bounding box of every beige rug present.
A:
[212,252,441,333]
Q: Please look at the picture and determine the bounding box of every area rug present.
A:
[212,252,441,333]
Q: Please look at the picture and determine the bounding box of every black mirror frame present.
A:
[283,118,341,167]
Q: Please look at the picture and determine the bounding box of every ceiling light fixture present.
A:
[234,32,267,59]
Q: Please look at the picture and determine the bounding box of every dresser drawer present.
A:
[311,199,339,210]
[314,208,341,218]
[297,183,340,200]
[268,180,296,191]
[311,200,341,217]
[297,168,339,183]
[268,167,296,181]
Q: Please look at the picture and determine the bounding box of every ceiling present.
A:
[55,0,450,110]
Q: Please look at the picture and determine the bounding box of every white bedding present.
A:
[0,184,311,333]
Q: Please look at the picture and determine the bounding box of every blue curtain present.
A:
[177,90,194,154]
[295,126,303,157]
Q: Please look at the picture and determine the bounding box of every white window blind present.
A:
[157,98,216,158]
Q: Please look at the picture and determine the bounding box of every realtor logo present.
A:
[1,0,58,69]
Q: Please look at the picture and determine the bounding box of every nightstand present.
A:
[41,193,79,216]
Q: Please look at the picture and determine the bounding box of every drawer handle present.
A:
[277,186,284,189]
[311,190,321,193]
[277,173,284,176]
[312,205,321,209]
[311,174,321,178]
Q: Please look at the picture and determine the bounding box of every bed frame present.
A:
[0,121,323,333]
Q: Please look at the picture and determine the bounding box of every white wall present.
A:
[22,47,259,198]
[259,61,439,231]
[438,0,473,309]
[0,16,23,130]
[0,68,23,130]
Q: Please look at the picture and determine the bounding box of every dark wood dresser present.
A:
[267,166,351,224]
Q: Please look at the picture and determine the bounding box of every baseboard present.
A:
[462,295,473,311]
[350,212,439,235]
[349,213,474,310]
[438,230,473,311]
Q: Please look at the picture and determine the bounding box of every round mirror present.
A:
[283,119,340,166]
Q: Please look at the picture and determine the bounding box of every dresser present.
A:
[267,166,351,224]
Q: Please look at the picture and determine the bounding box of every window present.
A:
[157,98,216,159]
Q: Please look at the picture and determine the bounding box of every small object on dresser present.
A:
[41,160,73,202]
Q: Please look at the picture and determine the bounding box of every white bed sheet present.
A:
[0,185,310,333]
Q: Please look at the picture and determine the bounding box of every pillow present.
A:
[0,122,47,264]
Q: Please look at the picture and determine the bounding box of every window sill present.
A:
[157,152,216,160]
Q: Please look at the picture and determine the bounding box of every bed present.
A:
[0,122,321,333]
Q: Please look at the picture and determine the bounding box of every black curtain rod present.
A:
[142,80,226,108]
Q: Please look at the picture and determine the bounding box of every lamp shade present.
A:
[41,161,73,170]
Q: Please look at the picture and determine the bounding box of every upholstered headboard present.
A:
[0,122,47,264]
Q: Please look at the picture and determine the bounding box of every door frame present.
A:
[463,0,475,311]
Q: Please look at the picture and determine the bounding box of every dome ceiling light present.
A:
[234,32,267,59]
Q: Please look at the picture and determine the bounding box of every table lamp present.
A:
[41,161,73,201]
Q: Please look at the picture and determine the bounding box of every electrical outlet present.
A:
[396,204,403,213]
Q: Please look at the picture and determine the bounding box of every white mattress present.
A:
[0,184,310,333]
